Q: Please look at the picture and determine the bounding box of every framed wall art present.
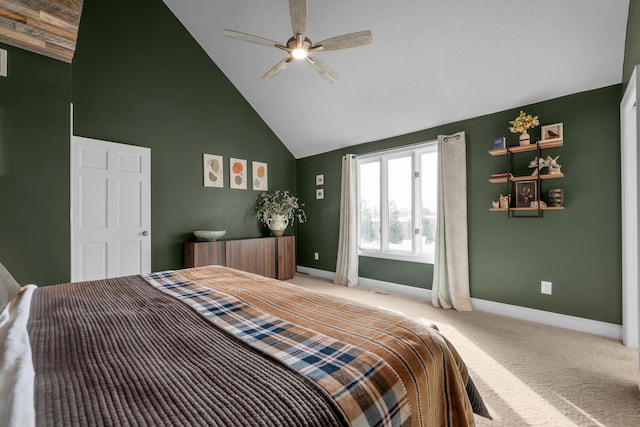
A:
[230,157,247,189]
[252,161,268,191]
[203,154,223,188]
[541,123,563,141]
[515,180,537,208]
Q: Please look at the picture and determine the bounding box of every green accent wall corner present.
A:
[0,0,298,285]
[297,85,622,324]
[71,0,297,273]
[0,43,71,285]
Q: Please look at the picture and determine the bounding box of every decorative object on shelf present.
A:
[547,156,562,174]
[499,194,510,209]
[203,154,224,188]
[515,181,537,208]
[230,158,247,190]
[492,200,499,209]
[492,136,506,150]
[530,200,547,209]
[528,155,562,176]
[255,190,307,236]
[509,111,540,146]
[266,215,288,236]
[252,161,268,191]
[548,189,564,207]
[541,123,563,141]
[193,230,226,241]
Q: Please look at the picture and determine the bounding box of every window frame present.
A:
[357,140,438,264]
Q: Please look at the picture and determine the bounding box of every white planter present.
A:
[267,215,289,236]
[519,130,530,146]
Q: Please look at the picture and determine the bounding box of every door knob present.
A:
[142,230,150,236]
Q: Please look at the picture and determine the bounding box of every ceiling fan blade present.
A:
[306,56,339,83]
[261,58,290,81]
[289,0,307,38]
[313,30,373,51]
[224,29,281,47]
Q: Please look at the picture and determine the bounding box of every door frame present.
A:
[621,65,639,354]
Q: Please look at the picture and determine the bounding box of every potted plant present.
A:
[509,111,540,146]
[254,190,307,236]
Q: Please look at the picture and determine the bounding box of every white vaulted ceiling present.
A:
[163,0,629,158]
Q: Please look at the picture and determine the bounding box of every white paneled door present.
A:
[71,136,151,281]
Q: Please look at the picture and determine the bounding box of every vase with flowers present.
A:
[509,111,540,146]
[254,190,307,236]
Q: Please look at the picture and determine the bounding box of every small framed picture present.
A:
[515,180,537,208]
[203,154,223,188]
[229,157,247,190]
[541,123,563,141]
[252,161,268,191]
[316,174,324,186]
[316,188,324,199]
[492,136,506,150]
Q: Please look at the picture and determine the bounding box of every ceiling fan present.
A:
[224,0,372,83]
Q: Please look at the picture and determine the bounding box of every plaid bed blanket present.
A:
[145,266,485,426]
[145,269,410,427]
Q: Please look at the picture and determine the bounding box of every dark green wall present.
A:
[71,0,297,273]
[622,0,640,89]
[0,43,70,285]
[0,0,297,285]
[298,85,622,324]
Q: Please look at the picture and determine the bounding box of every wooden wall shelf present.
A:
[490,207,564,212]
[488,136,565,217]
[490,172,564,183]
[489,139,563,156]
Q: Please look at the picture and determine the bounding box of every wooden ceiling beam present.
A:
[0,0,40,22]
[0,0,80,62]
[0,7,26,23]
[0,33,72,62]
[16,22,74,50]
[39,10,76,33]
[0,24,46,48]
[26,15,76,41]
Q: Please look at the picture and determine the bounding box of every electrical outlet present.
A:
[314,252,319,261]
[541,281,552,295]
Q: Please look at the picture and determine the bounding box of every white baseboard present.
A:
[295,266,623,341]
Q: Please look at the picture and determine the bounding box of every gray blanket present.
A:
[27,275,347,426]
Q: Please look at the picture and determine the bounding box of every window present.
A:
[357,141,438,263]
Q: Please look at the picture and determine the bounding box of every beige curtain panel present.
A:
[335,154,359,287]
[432,132,473,311]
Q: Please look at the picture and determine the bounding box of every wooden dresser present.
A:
[184,236,296,280]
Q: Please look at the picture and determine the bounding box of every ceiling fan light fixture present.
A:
[291,48,308,60]
[224,0,373,82]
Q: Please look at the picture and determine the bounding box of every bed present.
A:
[1,262,489,426]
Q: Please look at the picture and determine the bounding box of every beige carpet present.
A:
[287,274,640,426]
